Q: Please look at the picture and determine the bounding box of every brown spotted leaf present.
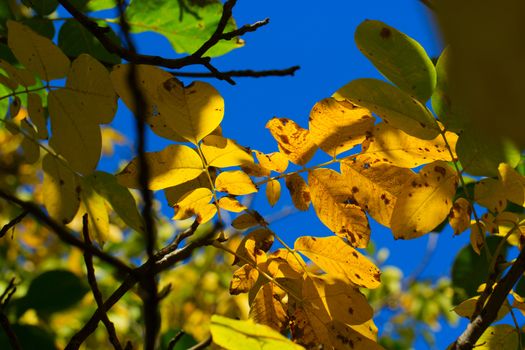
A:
[266,117,317,165]
[233,228,274,266]
[449,198,472,235]
[341,159,416,227]
[474,178,507,213]
[254,150,288,173]
[285,173,311,211]
[249,283,288,332]
[391,161,458,239]
[309,97,375,156]
[308,168,370,247]
[230,264,259,295]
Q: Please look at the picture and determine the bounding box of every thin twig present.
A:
[0,279,21,350]
[0,210,28,239]
[0,190,133,274]
[82,214,123,350]
[167,330,185,350]
[221,18,270,40]
[116,0,159,348]
[172,66,300,79]
[187,335,212,350]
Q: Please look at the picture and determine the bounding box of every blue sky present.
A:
[86,1,473,348]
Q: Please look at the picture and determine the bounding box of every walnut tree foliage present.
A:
[0,1,524,350]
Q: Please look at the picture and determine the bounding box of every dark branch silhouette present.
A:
[0,210,28,238]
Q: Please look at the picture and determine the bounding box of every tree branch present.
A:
[0,210,28,239]
[171,65,300,79]
[452,248,525,349]
[0,278,21,350]
[82,215,123,350]
[0,190,133,275]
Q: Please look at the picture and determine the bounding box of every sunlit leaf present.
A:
[7,20,70,81]
[285,173,311,211]
[266,179,281,207]
[210,314,304,350]
[215,170,257,195]
[87,171,144,233]
[218,197,247,213]
[164,173,210,206]
[173,187,217,224]
[358,122,457,168]
[254,150,288,173]
[233,228,273,265]
[309,97,374,156]
[126,0,243,58]
[334,78,439,139]
[249,283,288,332]
[116,144,203,191]
[266,117,317,166]
[391,161,458,239]
[470,222,485,255]
[308,168,370,247]
[157,78,224,144]
[48,88,101,175]
[499,163,525,207]
[449,198,471,235]
[295,236,381,288]
[201,135,253,168]
[42,154,81,224]
[453,296,509,321]
[230,264,259,295]
[341,159,416,227]
[475,324,518,349]
[474,178,507,213]
[80,177,109,244]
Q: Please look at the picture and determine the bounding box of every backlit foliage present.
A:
[0,1,524,350]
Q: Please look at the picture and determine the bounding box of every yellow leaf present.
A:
[157,78,224,144]
[266,179,281,207]
[232,212,261,231]
[285,174,311,211]
[48,89,102,175]
[7,20,70,81]
[110,64,185,142]
[201,135,253,168]
[66,54,117,124]
[249,283,288,332]
[0,59,35,87]
[27,93,47,139]
[266,117,317,165]
[359,122,457,168]
[42,154,80,224]
[20,119,40,164]
[474,178,507,213]
[218,197,247,213]
[499,163,525,206]
[254,151,288,173]
[494,211,523,246]
[449,198,471,235]
[309,97,375,156]
[164,173,210,206]
[173,187,216,224]
[391,161,458,239]
[453,296,510,320]
[230,264,259,295]
[308,168,370,247]
[116,144,203,191]
[341,159,416,227]
[475,325,518,349]
[215,170,257,195]
[101,127,126,156]
[233,228,274,265]
[80,178,109,245]
[241,162,271,177]
[294,236,381,289]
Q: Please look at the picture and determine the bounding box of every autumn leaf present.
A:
[308,97,374,156]
[499,163,525,207]
[218,197,247,213]
[230,264,259,295]
[157,78,224,144]
[449,198,471,235]
[341,159,416,227]
[201,135,253,168]
[265,180,281,207]
[27,93,47,139]
[474,178,507,213]
[233,228,274,265]
[0,59,36,87]
[172,187,217,224]
[308,168,370,247]
[20,119,39,164]
[80,177,109,245]
[266,117,317,166]
[474,324,518,349]
[391,161,458,239]
[295,236,381,288]
[254,151,288,173]
[164,173,210,206]
[358,122,457,168]
[285,174,311,211]
[116,144,204,191]
[249,283,288,332]
[215,170,257,195]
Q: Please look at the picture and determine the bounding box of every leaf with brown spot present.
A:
[266,117,317,165]
[341,159,416,227]
[233,228,274,266]
[231,212,260,231]
[449,198,471,235]
[358,122,458,168]
[218,197,247,213]
[295,236,381,289]
[309,97,375,156]
[285,173,311,211]
[249,283,288,332]
[230,264,259,295]
[254,150,289,173]
[391,161,458,239]
[308,168,370,247]
[474,178,507,213]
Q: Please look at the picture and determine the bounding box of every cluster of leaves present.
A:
[0,0,524,350]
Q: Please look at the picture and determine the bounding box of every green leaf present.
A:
[451,236,507,305]
[21,0,58,16]
[15,269,89,317]
[21,18,55,39]
[355,20,436,102]
[0,324,56,350]
[0,79,9,118]
[456,129,521,177]
[87,171,144,233]
[86,0,115,12]
[125,0,243,57]
[160,329,197,350]
[210,315,304,350]
[334,78,439,140]
[58,19,121,65]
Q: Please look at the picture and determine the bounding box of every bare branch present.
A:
[0,210,28,239]
[221,18,270,40]
[0,190,133,274]
[171,65,300,79]
[0,279,21,350]
[82,215,123,350]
